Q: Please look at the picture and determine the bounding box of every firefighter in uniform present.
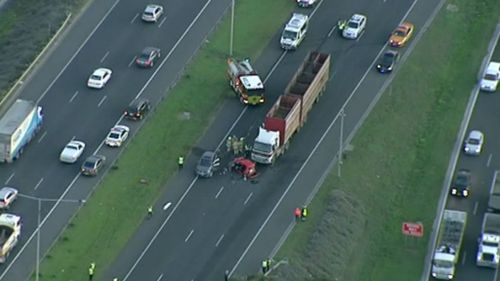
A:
[178,156,184,169]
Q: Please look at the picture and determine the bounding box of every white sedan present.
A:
[464,130,484,156]
[105,125,130,147]
[60,140,86,163]
[87,68,112,89]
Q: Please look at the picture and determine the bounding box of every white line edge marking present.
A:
[36,0,122,104]
[228,0,421,276]
[37,131,47,143]
[215,234,224,247]
[128,56,137,67]
[473,201,479,215]
[215,186,224,199]
[185,229,194,242]
[156,273,164,281]
[69,91,79,103]
[34,178,44,190]
[243,192,253,205]
[158,16,167,28]
[100,51,110,63]
[98,95,107,107]
[487,153,493,167]
[131,13,139,24]
[5,173,14,185]
[327,25,337,37]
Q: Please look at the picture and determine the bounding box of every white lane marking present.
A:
[130,13,139,23]
[34,178,44,190]
[215,234,224,247]
[5,173,14,185]
[461,251,467,265]
[158,16,167,28]
[473,201,479,215]
[163,202,172,211]
[327,25,337,37]
[264,51,286,82]
[98,95,107,107]
[37,131,47,143]
[135,0,213,100]
[215,186,224,199]
[100,51,110,63]
[487,153,493,167]
[229,0,422,276]
[36,0,122,104]
[69,91,79,103]
[243,192,253,205]
[185,229,194,242]
[156,273,164,281]
[128,56,137,67]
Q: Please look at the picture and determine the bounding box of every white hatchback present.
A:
[87,68,112,89]
[342,14,367,39]
[105,125,130,147]
[464,130,484,156]
[60,140,86,163]
[142,4,164,22]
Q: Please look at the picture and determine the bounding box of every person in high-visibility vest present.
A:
[178,156,184,169]
[113,278,119,281]
[148,206,153,218]
[301,206,308,221]
[261,260,268,274]
[226,136,233,152]
[88,263,95,281]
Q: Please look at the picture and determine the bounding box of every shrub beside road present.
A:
[270,1,500,281]
[35,1,294,280]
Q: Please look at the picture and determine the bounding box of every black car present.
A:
[450,169,471,197]
[124,98,150,120]
[135,47,161,68]
[195,151,220,178]
[81,155,106,176]
[376,50,399,73]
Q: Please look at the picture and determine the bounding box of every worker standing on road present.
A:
[266,258,272,272]
[88,262,95,281]
[244,143,252,158]
[232,138,240,155]
[239,137,245,156]
[301,206,308,221]
[262,259,268,274]
[226,136,233,152]
[294,207,302,222]
[178,155,184,169]
[224,270,230,281]
[147,206,153,218]
[113,278,119,281]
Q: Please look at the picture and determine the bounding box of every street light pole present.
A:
[338,108,345,178]
[229,0,235,56]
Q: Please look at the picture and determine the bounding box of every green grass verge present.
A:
[36,1,294,280]
[268,1,500,281]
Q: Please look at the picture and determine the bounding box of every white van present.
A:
[280,13,309,50]
[480,61,500,92]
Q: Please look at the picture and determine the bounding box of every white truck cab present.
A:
[480,61,500,92]
[342,14,367,39]
[280,13,309,50]
[251,127,280,164]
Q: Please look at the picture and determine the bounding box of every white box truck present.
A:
[476,213,500,268]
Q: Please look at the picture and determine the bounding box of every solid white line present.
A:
[128,56,137,67]
[263,51,286,83]
[473,201,479,215]
[100,51,110,63]
[34,178,44,190]
[37,131,47,143]
[69,91,79,103]
[156,273,164,281]
[5,173,14,185]
[243,192,253,205]
[327,25,337,37]
[215,186,224,199]
[130,13,139,23]
[134,0,213,100]
[36,0,122,104]
[487,153,493,167]
[158,16,167,28]
[97,95,107,107]
[185,229,194,242]
[215,234,224,247]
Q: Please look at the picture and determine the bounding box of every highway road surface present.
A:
[101,1,444,281]
[0,0,235,280]
[436,23,500,281]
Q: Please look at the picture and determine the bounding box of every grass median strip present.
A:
[266,1,500,281]
[35,1,294,280]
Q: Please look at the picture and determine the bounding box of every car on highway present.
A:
[87,68,112,89]
[195,151,220,178]
[141,4,164,23]
[81,155,106,176]
[388,22,414,47]
[464,130,484,156]
[0,187,18,209]
[296,0,317,8]
[376,50,399,73]
[59,140,86,163]
[136,47,161,68]
[342,14,366,39]
[124,98,150,120]
[480,61,500,92]
[450,169,471,197]
[105,125,130,147]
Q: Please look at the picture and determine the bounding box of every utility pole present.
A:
[229,0,235,56]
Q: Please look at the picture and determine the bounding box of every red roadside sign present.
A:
[402,222,424,237]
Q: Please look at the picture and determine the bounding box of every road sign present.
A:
[402,222,424,237]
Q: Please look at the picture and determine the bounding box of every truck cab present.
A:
[477,233,500,267]
[251,127,279,164]
[280,13,308,50]
[432,249,456,279]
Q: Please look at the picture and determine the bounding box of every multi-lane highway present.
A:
[98,1,444,281]
[0,0,235,280]
[439,26,500,281]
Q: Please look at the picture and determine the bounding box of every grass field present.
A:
[266,1,500,281]
[0,0,88,99]
[35,1,294,280]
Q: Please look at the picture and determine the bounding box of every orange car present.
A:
[389,22,414,47]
